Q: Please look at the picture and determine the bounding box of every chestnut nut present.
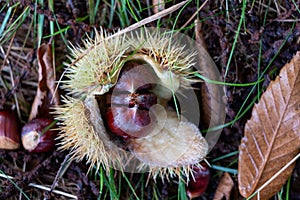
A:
[0,110,21,150]
[186,163,210,199]
[21,118,57,153]
[104,63,158,139]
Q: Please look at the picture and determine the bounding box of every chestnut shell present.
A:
[0,110,20,150]
[186,163,210,199]
[104,62,158,139]
[21,118,56,153]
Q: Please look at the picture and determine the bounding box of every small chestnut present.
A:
[0,110,21,150]
[21,118,56,153]
[186,163,210,199]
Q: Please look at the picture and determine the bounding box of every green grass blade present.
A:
[210,165,238,175]
[106,169,119,200]
[37,0,44,47]
[99,167,104,199]
[43,26,70,38]
[0,4,13,36]
[126,0,140,22]
[286,176,291,200]
[211,151,239,162]
[224,0,247,78]
[94,0,101,24]
[178,171,188,200]
[0,170,30,200]
[108,0,115,28]
[195,73,264,86]
[202,94,258,132]
[292,0,300,14]
[0,6,30,45]
[122,173,140,200]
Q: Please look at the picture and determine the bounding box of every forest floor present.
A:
[0,0,300,199]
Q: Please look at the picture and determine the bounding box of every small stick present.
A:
[0,158,76,199]
[247,152,300,199]
[179,0,208,32]
[29,183,78,199]
[49,153,72,193]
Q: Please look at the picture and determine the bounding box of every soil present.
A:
[0,0,299,199]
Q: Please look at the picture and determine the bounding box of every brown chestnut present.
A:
[21,118,56,153]
[0,110,21,150]
[104,62,158,139]
[186,163,210,199]
[105,106,155,139]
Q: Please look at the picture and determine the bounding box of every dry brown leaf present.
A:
[29,43,60,120]
[238,52,300,199]
[195,19,207,51]
[194,21,225,149]
[213,172,234,200]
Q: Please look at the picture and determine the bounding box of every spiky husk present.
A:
[62,28,197,97]
[62,29,129,96]
[55,27,206,179]
[129,108,208,180]
[54,95,128,172]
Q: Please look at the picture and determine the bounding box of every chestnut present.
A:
[186,163,210,199]
[0,110,21,150]
[104,63,158,139]
[105,106,155,138]
[21,118,56,153]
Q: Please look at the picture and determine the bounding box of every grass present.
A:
[223,0,247,78]
[0,0,299,199]
[178,174,188,200]
[0,4,30,45]
[0,170,30,200]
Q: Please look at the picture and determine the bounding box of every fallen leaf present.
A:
[194,21,225,149]
[213,172,234,200]
[238,52,300,199]
[195,19,207,51]
[29,43,60,120]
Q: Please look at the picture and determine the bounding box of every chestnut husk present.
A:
[54,28,209,178]
[21,118,56,153]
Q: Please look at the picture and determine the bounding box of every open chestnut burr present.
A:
[54,27,211,180]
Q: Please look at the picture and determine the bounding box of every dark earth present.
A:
[0,0,300,199]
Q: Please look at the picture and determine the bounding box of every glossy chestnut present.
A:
[186,163,210,199]
[0,110,21,150]
[21,118,57,153]
[104,62,158,139]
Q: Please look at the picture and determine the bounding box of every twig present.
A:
[49,154,72,193]
[179,0,208,32]
[247,152,300,199]
[0,153,55,199]
[0,43,21,118]
[0,176,78,200]
[0,153,77,199]
[29,183,78,199]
